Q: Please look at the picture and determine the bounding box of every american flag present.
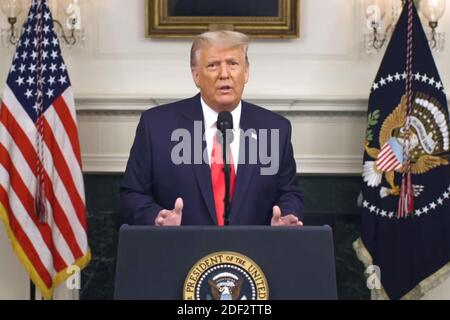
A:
[0,0,90,299]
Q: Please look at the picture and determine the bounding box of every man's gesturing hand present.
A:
[155,198,183,226]
[271,205,303,227]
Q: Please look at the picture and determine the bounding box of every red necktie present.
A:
[211,134,236,226]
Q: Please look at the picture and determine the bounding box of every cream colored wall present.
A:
[1,0,450,299]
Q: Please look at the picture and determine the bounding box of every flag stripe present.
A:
[381,156,398,171]
[52,94,82,166]
[378,144,391,158]
[1,99,86,246]
[385,156,401,171]
[0,185,53,288]
[386,158,400,171]
[0,104,37,172]
[377,147,392,161]
[377,153,396,168]
[378,151,394,164]
[0,122,75,267]
[0,163,56,279]
[2,86,37,137]
[41,167,84,260]
[377,156,395,170]
[0,143,68,272]
[61,88,77,128]
[0,116,36,188]
[41,142,87,256]
[42,198,76,268]
[45,104,84,201]
[1,103,85,261]
[42,118,87,230]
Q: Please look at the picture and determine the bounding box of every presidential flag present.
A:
[354,0,450,299]
[0,0,90,299]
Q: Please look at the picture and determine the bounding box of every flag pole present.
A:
[30,280,35,300]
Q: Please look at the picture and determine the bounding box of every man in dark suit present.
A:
[120,30,303,226]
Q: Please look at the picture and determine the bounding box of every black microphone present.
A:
[217,111,234,144]
[216,111,233,225]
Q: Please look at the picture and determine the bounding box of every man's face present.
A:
[191,46,249,112]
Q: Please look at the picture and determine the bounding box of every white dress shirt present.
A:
[201,97,241,173]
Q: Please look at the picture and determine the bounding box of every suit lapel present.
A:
[180,94,217,224]
[230,101,257,223]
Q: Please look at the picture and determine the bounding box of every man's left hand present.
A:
[271,205,303,226]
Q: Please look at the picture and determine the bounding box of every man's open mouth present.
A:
[218,85,232,92]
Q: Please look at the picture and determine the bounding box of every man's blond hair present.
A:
[190,30,249,68]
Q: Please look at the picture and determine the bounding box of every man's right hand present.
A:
[155,198,183,226]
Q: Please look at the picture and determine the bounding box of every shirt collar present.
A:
[200,96,242,130]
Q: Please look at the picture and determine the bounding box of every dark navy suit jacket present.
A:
[120,94,303,225]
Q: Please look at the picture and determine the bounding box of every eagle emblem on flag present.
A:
[363,93,449,199]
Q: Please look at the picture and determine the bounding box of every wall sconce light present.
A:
[363,0,404,53]
[0,0,24,46]
[363,0,446,53]
[419,0,446,51]
[51,0,85,48]
[365,0,395,53]
[0,0,86,49]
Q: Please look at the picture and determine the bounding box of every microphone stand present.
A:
[221,129,232,225]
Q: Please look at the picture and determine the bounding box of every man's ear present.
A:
[191,68,200,88]
[244,64,249,84]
